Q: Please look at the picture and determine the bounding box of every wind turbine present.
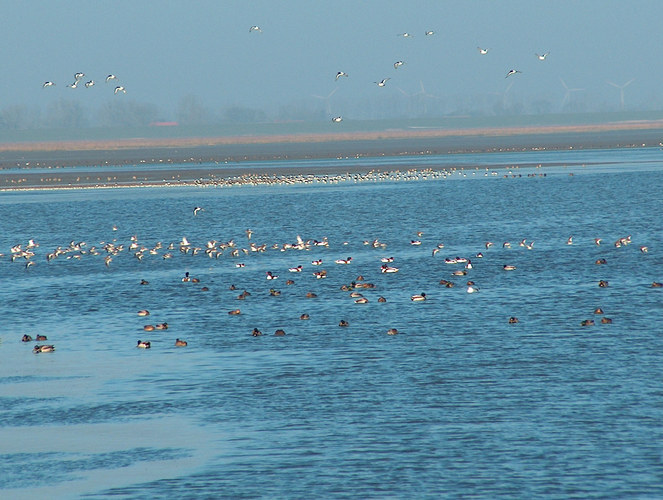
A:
[312,87,338,115]
[488,80,515,112]
[560,77,584,109]
[607,79,635,110]
[413,81,439,115]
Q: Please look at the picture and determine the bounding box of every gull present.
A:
[106,74,118,83]
[114,86,126,94]
[193,206,204,215]
[394,60,405,69]
[42,81,55,88]
[85,80,95,88]
[398,32,413,38]
[505,69,522,78]
[249,25,262,33]
[425,30,435,36]
[478,47,489,55]
[536,52,550,60]
[332,116,343,123]
[375,78,390,87]
[335,71,348,80]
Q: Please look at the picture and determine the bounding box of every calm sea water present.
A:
[1,147,662,499]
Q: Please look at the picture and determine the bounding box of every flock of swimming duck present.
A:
[10,220,660,353]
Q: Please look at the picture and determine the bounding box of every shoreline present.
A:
[0,121,661,191]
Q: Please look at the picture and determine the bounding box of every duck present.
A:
[466,282,479,293]
[380,257,394,263]
[274,329,286,336]
[439,279,455,288]
[306,292,318,298]
[311,259,323,266]
[155,323,168,330]
[601,317,613,324]
[595,258,607,265]
[387,328,399,335]
[175,338,188,347]
[266,271,278,280]
[300,314,310,320]
[381,264,399,273]
[355,297,369,304]
[33,345,55,353]
[339,320,349,327]
[349,291,364,298]
[508,317,519,324]
[289,265,303,272]
[334,257,352,264]
[377,296,387,302]
[410,293,427,301]
[503,264,517,271]
[598,280,609,288]
[36,334,48,341]
[22,334,33,342]
[137,309,150,316]
[594,307,604,314]
[652,282,663,288]
[228,309,241,315]
[252,328,263,336]
[140,279,149,285]
[136,340,151,348]
[286,279,295,285]
[143,325,155,331]
[269,289,281,296]
[580,319,595,326]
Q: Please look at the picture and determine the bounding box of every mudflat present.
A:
[0,120,662,190]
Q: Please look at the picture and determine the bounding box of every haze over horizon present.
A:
[2,1,662,129]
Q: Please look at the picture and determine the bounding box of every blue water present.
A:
[1,147,663,499]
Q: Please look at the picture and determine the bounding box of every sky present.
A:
[1,1,662,122]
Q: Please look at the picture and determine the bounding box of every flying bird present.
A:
[74,72,85,81]
[42,81,55,88]
[375,78,390,87]
[505,69,522,78]
[335,71,348,80]
[478,47,489,55]
[332,116,343,123]
[536,52,550,60]
[398,32,413,38]
[66,81,79,89]
[106,74,118,83]
[114,86,126,94]
[193,206,204,216]
[85,80,95,88]
[394,61,405,69]
[249,26,262,33]
[425,30,435,36]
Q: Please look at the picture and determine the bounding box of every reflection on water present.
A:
[1,148,663,498]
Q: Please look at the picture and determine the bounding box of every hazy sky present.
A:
[2,1,662,119]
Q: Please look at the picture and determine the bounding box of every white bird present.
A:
[85,80,95,88]
[332,116,343,123]
[425,30,435,36]
[249,25,262,33]
[398,32,413,38]
[106,74,118,83]
[74,72,85,81]
[394,61,405,69]
[193,206,204,215]
[42,81,55,88]
[114,86,126,94]
[536,52,550,60]
[478,47,489,55]
[67,81,79,89]
[375,78,390,87]
[505,69,522,78]
[335,71,348,80]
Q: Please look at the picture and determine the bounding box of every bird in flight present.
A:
[425,30,435,36]
[335,71,348,80]
[193,207,204,216]
[536,52,550,60]
[505,69,522,78]
[249,26,262,33]
[394,61,405,69]
[114,86,126,94]
[74,72,85,81]
[375,78,390,87]
[42,81,55,88]
[85,80,95,88]
[397,32,413,38]
[106,74,118,83]
[478,47,489,55]
[332,116,343,123]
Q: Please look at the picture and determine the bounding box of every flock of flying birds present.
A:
[249,26,550,123]
[42,72,126,95]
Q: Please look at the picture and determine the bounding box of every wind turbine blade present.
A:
[606,81,619,88]
[559,77,569,90]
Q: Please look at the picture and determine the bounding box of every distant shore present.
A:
[0,120,662,191]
